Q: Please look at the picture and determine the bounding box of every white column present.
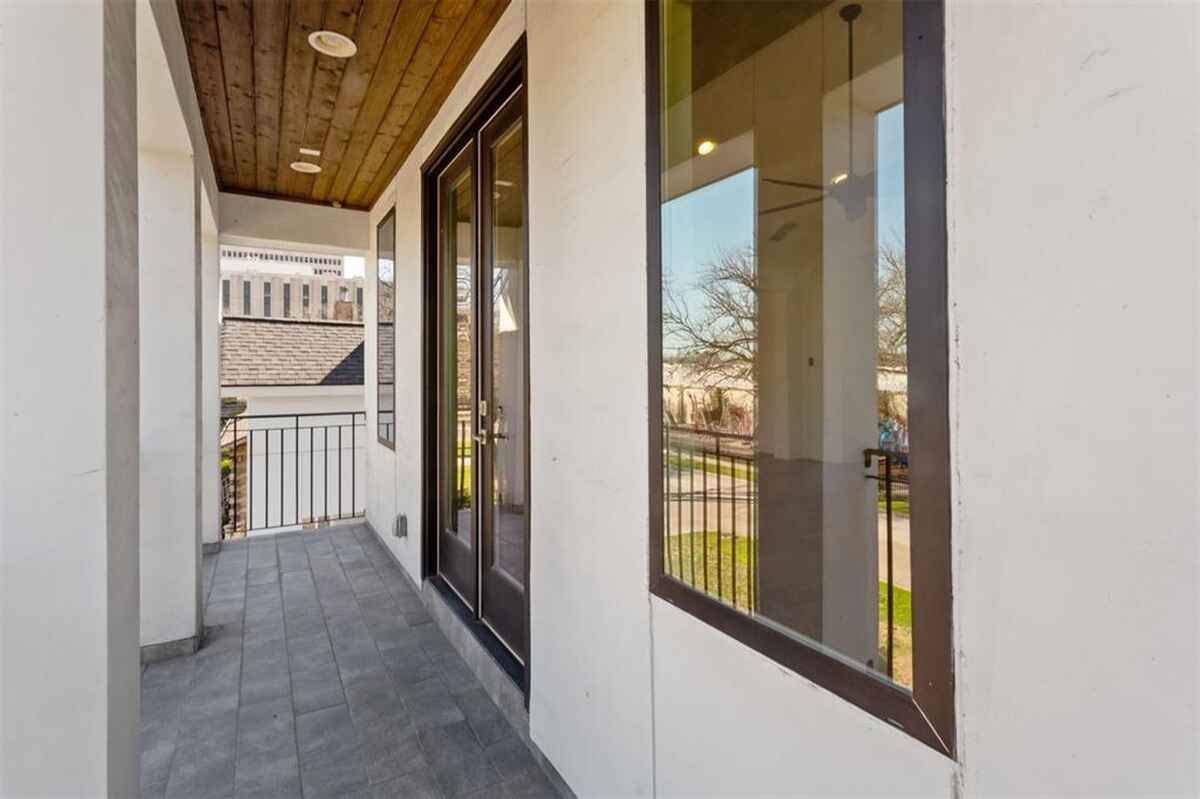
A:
[200,181,221,546]
[138,147,202,651]
[0,1,140,795]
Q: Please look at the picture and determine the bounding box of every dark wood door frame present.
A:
[421,37,530,695]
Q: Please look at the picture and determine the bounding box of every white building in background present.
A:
[220,244,365,322]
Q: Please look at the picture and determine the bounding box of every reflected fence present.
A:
[662,425,759,612]
[662,425,912,686]
[221,412,366,536]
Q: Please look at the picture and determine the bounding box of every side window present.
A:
[377,210,396,447]
[649,0,952,754]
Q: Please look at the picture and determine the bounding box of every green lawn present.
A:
[664,532,755,611]
[878,582,913,687]
[876,497,911,516]
[665,531,914,687]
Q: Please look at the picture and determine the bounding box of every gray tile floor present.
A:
[141,524,561,799]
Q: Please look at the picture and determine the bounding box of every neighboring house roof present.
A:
[221,316,364,387]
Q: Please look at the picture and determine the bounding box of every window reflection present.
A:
[377,211,396,445]
[659,0,913,687]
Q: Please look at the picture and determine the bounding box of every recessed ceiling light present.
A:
[290,161,322,174]
[308,30,357,58]
[696,139,717,156]
[830,172,849,185]
[299,147,322,157]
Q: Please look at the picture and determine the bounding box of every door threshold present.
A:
[429,575,525,689]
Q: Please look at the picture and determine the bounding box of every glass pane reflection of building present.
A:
[659,0,914,688]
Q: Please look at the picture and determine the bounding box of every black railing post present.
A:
[337,424,343,519]
[688,439,695,588]
[278,428,284,528]
[263,428,269,531]
[715,433,723,602]
[731,447,738,610]
[232,417,238,535]
[702,445,709,593]
[351,414,356,515]
[294,417,300,526]
[884,452,895,680]
[248,428,253,532]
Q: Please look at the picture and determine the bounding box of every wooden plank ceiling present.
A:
[178,0,509,211]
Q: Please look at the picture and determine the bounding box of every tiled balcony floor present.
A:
[141,523,560,799]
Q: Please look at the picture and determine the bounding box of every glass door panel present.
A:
[480,94,527,660]
[438,143,478,608]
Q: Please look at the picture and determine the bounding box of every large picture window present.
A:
[377,209,396,447]
[648,0,952,754]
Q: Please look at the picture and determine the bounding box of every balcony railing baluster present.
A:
[220,411,367,538]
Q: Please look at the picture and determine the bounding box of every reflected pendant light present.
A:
[760,3,872,222]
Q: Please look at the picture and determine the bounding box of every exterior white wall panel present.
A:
[361,2,1200,796]
[0,1,141,794]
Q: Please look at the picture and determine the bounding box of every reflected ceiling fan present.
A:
[761,3,873,228]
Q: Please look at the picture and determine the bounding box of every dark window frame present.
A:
[377,208,397,450]
[283,283,292,318]
[263,281,272,317]
[644,0,954,757]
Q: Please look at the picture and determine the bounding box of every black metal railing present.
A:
[221,411,366,537]
[662,425,759,612]
[661,425,910,685]
[864,447,909,682]
[454,417,471,510]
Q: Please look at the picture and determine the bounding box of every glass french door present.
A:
[436,88,527,662]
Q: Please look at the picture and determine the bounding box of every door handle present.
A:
[473,432,489,446]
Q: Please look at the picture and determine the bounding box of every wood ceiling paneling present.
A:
[178,0,509,210]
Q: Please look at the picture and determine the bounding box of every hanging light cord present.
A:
[840,3,862,176]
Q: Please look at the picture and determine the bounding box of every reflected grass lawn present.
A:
[665,531,914,687]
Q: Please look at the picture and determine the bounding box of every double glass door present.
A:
[436,89,527,661]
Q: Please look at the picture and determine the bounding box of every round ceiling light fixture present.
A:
[696,139,717,156]
[290,161,322,174]
[308,30,357,58]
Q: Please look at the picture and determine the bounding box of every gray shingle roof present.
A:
[221,317,364,387]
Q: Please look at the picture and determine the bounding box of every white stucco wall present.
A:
[948,3,1197,794]
[137,0,204,650]
[138,146,202,648]
[201,182,221,545]
[0,2,141,794]
[525,3,658,794]
[363,2,1200,797]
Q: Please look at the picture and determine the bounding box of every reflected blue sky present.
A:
[662,104,906,355]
